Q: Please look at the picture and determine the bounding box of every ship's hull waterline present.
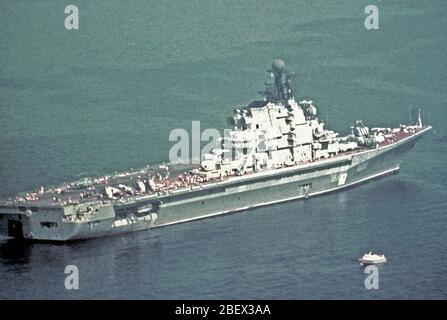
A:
[0,128,428,241]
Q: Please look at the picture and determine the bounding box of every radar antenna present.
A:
[263,59,304,102]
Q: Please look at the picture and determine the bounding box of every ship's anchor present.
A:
[303,184,311,199]
[149,213,158,228]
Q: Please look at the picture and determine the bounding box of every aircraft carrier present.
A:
[0,59,431,241]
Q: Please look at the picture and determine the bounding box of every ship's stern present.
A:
[0,204,66,240]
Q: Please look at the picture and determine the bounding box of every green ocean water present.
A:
[0,0,446,298]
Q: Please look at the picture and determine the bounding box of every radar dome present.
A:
[272,59,285,72]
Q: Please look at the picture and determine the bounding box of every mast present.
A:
[264,59,295,102]
[272,58,285,100]
[417,108,422,128]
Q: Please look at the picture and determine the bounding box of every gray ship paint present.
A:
[0,61,431,241]
[0,0,445,299]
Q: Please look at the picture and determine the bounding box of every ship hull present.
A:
[0,128,429,241]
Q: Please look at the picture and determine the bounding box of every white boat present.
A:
[359,251,387,265]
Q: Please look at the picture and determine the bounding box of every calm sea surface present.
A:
[0,0,446,299]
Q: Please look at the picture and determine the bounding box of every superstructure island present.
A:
[0,59,431,241]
